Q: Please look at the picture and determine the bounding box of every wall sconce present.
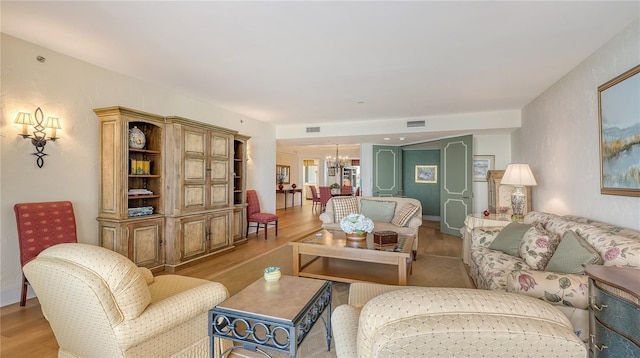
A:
[14,107,61,168]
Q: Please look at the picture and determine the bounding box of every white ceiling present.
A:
[2,1,639,148]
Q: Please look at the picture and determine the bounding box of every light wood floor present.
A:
[0,200,462,358]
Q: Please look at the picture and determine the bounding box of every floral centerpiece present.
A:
[340,213,374,240]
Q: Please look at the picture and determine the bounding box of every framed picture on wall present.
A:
[415,165,437,183]
[598,64,640,197]
[276,164,290,184]
[328,167,336,177]
[473,155,494,182]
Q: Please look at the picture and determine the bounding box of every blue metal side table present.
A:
[209,275,332,358]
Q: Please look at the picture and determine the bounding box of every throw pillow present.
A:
[360,199,396,223]
[545,231,603,274]
[519,224,561,270]
[488,223,532,257]
[332,196,358,223]
[391,203,419,227]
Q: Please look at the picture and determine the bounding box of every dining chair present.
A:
[310,185,322,212]
[341,185,353,195]
[355,187,361,196]
[319,186,332,212]
[246,190,278,240]
[14,201,78,306]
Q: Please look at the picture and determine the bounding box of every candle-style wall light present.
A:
[14,107,61,168]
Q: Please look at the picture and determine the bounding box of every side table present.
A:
[461,213,521,265]
[209,275,332,358]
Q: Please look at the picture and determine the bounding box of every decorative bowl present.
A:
[263,266,281,282]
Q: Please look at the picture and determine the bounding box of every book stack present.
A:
[128,206,154,217]
[128,188,153,196]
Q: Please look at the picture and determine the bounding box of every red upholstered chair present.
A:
[319,186,332,212]
[310,185,322,212]
[14,201,78,306]
[246,190,278,240]
[355,187,361,196]
[341,185,353,195]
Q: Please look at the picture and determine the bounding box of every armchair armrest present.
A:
[114,281,228,349]
[331,305,361,358]
[506,270,589,309]
[406,216,423,229]
[319,211,335,224]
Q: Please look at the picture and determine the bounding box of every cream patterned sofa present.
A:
[470,211,640,342]
[23,243,229,358]
[331,282,587,358]
[319,196,422,258]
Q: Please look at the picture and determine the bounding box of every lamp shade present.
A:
[14,112,34,125]
[501,163,537,186]
[44,117,61,129]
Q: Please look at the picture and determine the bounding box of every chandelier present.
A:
[326,144,349,169]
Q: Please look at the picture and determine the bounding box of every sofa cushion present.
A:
[574,226,640,268]
[519,225,561,270]
[489,223,532,257]
[546,231,603,274]
[471,247,529,291]
[391,203,419,227]
[507,270,589,310]
[332,196,358,223]
[360,199,396,223]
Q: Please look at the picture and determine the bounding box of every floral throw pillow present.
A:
[519,224,561,270]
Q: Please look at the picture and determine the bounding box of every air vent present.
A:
[306,127,320,133]
[407,120,425,128]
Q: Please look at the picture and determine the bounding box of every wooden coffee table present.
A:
[209,275,332,358]
[289,229,414,285]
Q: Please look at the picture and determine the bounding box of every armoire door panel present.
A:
[209,214,230,250]
[185,157,206,181]
[184,130,205,155]
[210,184,229,207]
[210,135,229,157]
[131,222,162,267]
[184,185,206,209]
[210,160,228,181]
[181,219,206,258]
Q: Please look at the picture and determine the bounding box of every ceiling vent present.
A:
[306,127,320,133]
[407,120,426,128]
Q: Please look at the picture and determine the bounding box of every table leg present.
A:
[398,257,407,285]
[292,191,295,208]
[292,246,300,277]
[284,192,288,210]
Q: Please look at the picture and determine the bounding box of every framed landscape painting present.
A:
[415,165,437,183]
[598,65,640,197]
[472,155,494,182]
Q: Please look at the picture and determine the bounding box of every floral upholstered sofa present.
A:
[319,196,422,258]
[470,211,640,342]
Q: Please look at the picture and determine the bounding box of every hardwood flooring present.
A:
[0,199,462,358]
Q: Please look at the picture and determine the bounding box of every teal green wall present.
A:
[403,149,440,216]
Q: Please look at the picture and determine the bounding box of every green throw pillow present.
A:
[360,199,396,223]
[545,231,603,274]
[489,222,532,257]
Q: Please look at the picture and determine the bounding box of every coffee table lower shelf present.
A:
[298,256,412,285]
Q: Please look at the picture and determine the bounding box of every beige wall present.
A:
[0,34,276,305]
[513,20,640,230]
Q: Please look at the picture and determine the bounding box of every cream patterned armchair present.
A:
[23,243,228,358]
[331,283,587,358]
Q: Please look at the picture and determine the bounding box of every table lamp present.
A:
[500,163,537,218]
